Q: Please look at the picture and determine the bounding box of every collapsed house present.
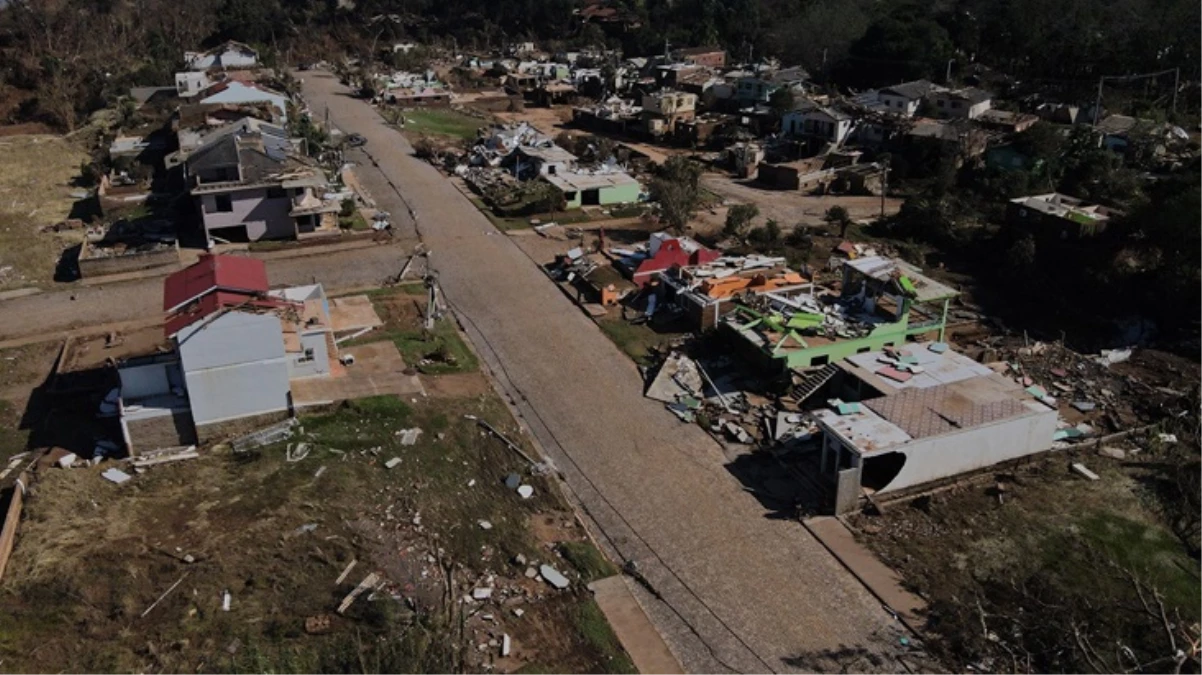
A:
[723,256,957,370]
[657,255,813,329]
[116,255,340,449]
[812,342,1058,513]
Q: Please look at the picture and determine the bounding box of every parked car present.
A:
[347,133,367,147]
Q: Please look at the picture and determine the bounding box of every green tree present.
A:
[824,205,853,239]
[650,156,702,231]
[724,203,759,237]
[769,87,795,116]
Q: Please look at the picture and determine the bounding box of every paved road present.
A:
[301,71,910,673]
[0,244,408,342]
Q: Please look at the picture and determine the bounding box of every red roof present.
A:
[164,254,269,312]
[163,291,285,337]
[632,239,721,285]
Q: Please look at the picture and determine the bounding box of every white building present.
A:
[184,41,260,71]
[813,343,1059,513]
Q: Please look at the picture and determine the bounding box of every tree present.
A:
[724,203,759,237]
[769,87,795,116]
[824,205,853,239]
[650,156,702,231]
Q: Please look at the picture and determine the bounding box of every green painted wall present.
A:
[559,180,643,210]
[773,311,948,369]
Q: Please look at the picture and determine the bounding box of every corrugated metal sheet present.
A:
[164,254,269,311]
[178,311,285,371]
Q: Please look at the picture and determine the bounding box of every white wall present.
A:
[872,408,1058,493]
[176,311,292,425]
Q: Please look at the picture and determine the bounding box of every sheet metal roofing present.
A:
[163,254,269,313]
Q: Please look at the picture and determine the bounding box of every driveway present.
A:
[300,70,911,673]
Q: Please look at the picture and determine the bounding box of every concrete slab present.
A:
[330,295,384,332]
[803,516,926,631]
[589,576,685,675]
[292,340,423,404]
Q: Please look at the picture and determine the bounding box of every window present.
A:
[213,195,233,213]
[298,348,315,363]
[266,186,286,199]
[951,101,962,109]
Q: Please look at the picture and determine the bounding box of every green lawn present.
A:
[597,316,689,366]
[399,108,487,140]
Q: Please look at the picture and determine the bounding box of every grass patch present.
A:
[1077,512,1200,612]
[596,316,688,366]
[399,108,487,140]
[0,399,30,459]
[574,600,637,674]
[379,319,479,375]
[0,135,90,289]
[340,210,369,231]
[345,289,479,374]
[606,205,648,219]
[558,541,619,584]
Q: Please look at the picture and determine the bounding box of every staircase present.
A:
[794,363,840,404]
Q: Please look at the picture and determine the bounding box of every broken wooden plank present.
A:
[1071,463,1099,481]
[141,574,188,618]
[335,559,357,585]
[337,572,380,614]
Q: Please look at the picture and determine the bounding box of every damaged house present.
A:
[186,127,337,245]
[723,256,957,370]
[812,343,1058,514]
[117,254,339,449]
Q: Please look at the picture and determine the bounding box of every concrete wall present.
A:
[559,180,641,209]
[177,311,292,426]
[79,242,178,278]
[874,409,1058,493]
[878,94,920,117]
[199,188,296,241]
[119,361,175,399]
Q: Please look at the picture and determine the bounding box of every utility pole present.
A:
[1172,67,1180,116]
[945,59,954,84]
[880,163,888,218]
[1093,77,1104,127]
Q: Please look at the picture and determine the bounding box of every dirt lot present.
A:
[699,173,903,232]
[0,286,634,674]
[848,343,1201,674]
[0,134,91,290]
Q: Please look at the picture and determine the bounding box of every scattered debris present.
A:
[502,634,512,657]
[313,465,327,479]
[101,468,132,484]
[539,564,570,589]
[1071,463,1100,481]
[467,415,537,466]
[141,574,187,618]
[286,442,311,462]
[221,590,232,612]
[517,484,534,499]
[337,572,381,614]
[478,520,493,530]
[304,614,333,635]
[1097,446,1127,460]
[231,418,298,453]
[472,587,494,600]
[131,446,199,469]
[1158,433,1178,444]
[1071,401,1096,413]
[385,457,403,469]
[396,428,423,445]
[335,559,358,585]
[504,473,521,489]
[56,452,78,469]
